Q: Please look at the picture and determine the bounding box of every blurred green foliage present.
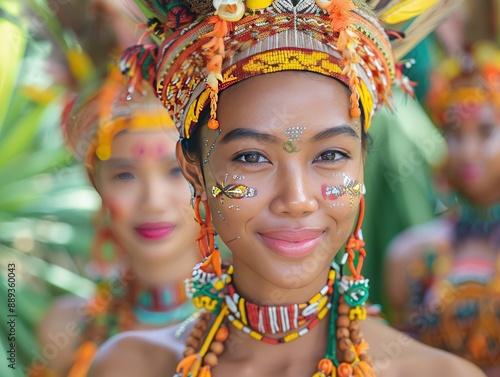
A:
[0,1,97,373]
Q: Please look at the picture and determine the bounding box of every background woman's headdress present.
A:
[62,69,174,167]
[426,40,500,126]
[122,0,463,138]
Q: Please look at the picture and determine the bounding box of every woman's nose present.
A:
[269,166,318,217]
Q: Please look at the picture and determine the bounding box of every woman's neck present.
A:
[230,257,333,306]
[129,245,201,287]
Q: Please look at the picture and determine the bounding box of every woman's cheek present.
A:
[102,195,131,224]
[483,127,500,160]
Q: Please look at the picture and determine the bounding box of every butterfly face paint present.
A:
[211,174,257,200]
[322,173,365,206]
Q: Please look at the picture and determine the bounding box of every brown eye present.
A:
[234,152,269,164]
[315,150,348,162]
[479,123,494,139]
[169,167,183,177]
[115,172,134,180]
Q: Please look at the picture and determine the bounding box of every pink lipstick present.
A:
[258,229,324,258]
[135,222,175,240]
[460,165,482,182]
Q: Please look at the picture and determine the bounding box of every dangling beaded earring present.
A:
[344,195,366,281]
[194,197,221,276]
[312,196,374,377]
[90,204,123,273]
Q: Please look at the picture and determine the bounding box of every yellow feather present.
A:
[391,0,465,60]
[379,0,440,24]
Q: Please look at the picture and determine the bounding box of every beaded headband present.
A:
[62,69,175,166]
[426,41,500,126]
[122,0,463,138]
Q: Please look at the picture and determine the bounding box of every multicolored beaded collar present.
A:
[175,260,373,377]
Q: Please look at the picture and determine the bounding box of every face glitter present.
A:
[204,129,221,164]
[283,126,306,153]
[321,173,365,201]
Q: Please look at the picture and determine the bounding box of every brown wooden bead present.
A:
[360,353,373,364]
[349,320,360,331]
[350,330,362,344]
[339,295,346,304]
[210,341,224,355]
[183,347,196,357]
[336,327,350,339]
[344,349,357,364]
[338,303,350,315]
[185,337,200,349]
[204,352,218,367]
[337,315,350,328]
[191,328,203,339]
[338,337,353,351]
[195,320,208,332]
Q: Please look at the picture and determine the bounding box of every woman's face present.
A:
[182,71,365,290]
[443,103,500,205]
[95,129,199,262]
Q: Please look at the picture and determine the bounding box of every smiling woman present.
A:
[182,72,366,297]
[86,0,486,376]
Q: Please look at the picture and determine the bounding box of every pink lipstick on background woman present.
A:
[135,222,176,240]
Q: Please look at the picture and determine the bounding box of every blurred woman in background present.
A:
[386,41,500,376]
[30,70,201,377]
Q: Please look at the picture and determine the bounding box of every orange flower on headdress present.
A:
[315,0,355,31]
[213,0,245,22]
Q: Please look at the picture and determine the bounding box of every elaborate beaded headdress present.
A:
[62,69,174,168]
[426,40,500,126]
[122,0,462,138]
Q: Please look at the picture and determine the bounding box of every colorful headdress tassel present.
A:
[194,197,222,276]
[120,44,159,94]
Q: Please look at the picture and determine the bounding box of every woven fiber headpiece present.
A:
[62,69,175,167]
[427,40,500,126]
[122,0,462,138]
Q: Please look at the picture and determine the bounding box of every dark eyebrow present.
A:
[220,128,280,144]
[102,154,177,166]
[312,125,360,142]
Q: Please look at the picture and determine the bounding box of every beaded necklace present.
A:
[175,261,375,377]
[454,200,500,243]
[134,282,197,325]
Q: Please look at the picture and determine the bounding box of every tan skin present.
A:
[88,72,484,377]
[386,102,500,375]
[37,129,200,376]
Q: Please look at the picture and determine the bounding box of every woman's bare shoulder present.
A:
[88,326,184,377]
[362,317,485,377]
[37,295,87,375]
[387,217,452,262]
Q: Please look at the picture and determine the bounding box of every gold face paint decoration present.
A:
[204,129,221,164]
[211,175,257,200]
[322,173,365,206]
[283,126,306,153]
